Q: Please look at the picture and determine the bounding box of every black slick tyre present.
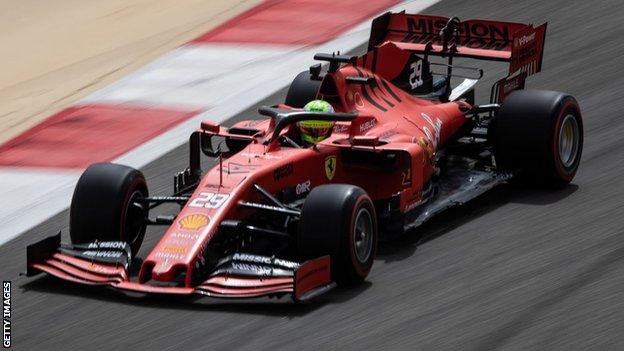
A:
[298,184,377,284]
[492,90,583,186]
[70,163,148,256]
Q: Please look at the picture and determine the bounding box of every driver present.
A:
[297,100,335,145]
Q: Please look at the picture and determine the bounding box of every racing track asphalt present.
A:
[2,0,624,349]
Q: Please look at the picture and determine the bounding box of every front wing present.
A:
[26,233,335,302]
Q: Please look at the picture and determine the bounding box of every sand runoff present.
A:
[0,0,261,144]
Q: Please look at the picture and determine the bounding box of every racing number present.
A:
[189,192,230,209]
[409,61,423,90]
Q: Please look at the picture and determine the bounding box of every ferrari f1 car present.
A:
[26,12,583,302]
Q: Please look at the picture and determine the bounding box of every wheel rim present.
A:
[125,190,147,248]
[353,207,374,263]
[558,114,580,168]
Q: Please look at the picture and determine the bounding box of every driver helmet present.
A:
[297,100,335,144]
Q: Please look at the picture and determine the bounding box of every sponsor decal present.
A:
[154,252,184,261]
[378,129,398,140]
[222,162,260,174]
[161,246,187,254]
[496,73,526,102]
[333,123,350,134]
[240,152,282,160]
[207,185,235,192]
[189,193,229,209]
[516,38,536,58]
[324,156,337,181]
[509,24,545,75]
[87,241,126,250]
[165,238,190,246]
[3,281,10,348]
[178,214,209,230]
[514,40,537,70]
[518,32,536,46]
[359,119,376,134]
[82,250,123,258]
[416,137,434,160]
[231,253,299,269]
[420,113,443,149]
[296,180,311,195]
[59,242,131,266]
[170,232,200,240]
[231,262,274,275]
[403,17,511,51]
[273,163,294,181]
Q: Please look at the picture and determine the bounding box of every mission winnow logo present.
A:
[2,281,9,348]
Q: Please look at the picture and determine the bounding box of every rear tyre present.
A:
[70,163,148,256]
[492,90,583,186]
[285,71,321,108]
[297,184,377,284]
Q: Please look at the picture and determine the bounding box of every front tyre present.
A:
[492,90,583,186]
[297,184,377,284]
[70,163,148,256]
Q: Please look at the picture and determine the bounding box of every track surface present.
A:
[3,0,624,349]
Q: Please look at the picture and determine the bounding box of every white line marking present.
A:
[0,168,80,244]
[82,45,300,109]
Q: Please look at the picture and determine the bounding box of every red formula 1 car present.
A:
[26,12,583,302]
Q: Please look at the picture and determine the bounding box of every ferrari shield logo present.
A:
[325,156,336,181]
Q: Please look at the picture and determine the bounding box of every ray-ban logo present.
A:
[3,281,10,348]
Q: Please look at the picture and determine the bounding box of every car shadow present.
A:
[20,182,577,314]
[20,273,372,317]
[377,183,579,263]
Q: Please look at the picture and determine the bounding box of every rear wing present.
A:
[368,12,547,101]
[369,12,547,76]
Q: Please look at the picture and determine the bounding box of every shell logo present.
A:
[178,214,209,230]
[416,137,433,160]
